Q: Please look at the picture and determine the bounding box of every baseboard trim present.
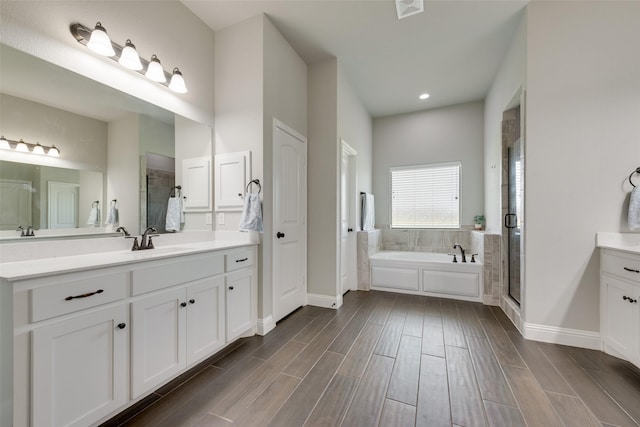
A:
[524,322,601,350]
[307,293,343,309]
[256,315,275,336]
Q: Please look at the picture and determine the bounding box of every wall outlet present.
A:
[217,212,225,225]
[205,213,212,225]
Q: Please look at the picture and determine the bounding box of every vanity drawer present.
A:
[31,272,128,322]
[132,253,224,296]
[602,251,640,284]
[225,248,254,272]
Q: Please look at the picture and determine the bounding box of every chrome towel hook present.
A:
[630,167,640,188]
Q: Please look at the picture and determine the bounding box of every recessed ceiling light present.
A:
[419,93,430,100]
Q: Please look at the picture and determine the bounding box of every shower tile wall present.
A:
[472,231,502,305]
[357,230,381,290]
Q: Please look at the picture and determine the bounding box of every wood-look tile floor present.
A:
[102,291,640,427]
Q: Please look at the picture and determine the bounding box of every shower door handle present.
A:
[504,213,517,229]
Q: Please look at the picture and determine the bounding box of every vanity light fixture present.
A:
[145,55,166,83]
[87,22,116,57]
[0,136,61,157]
[70,22,188,93]
[118,39,143,71]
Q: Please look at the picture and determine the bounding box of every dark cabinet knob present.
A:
[117,323,126,330]
[180,302,187,308]
[348,228,353,232]
[229,286,234,291]
[189,299,195,304]
[277,232,285,239]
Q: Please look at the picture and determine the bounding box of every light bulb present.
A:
[87,22,115,57]
[48,145,60,157]
[0,136,10,150]
[119,39,143,70]
[169,68,187,93]
[32,143,45,155]
[15,140,29,152]
[419,93,430,100]
[145,55,166,82]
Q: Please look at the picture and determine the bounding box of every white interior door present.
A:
[0,179,32,230]
[48,181,79,229]
[273,119,307,322]
[340,141,357,295]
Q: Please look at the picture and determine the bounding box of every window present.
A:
[390,162,460,229]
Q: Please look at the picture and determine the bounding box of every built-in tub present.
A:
[369,251,483,302]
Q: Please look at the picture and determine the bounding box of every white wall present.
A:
[307,59,339,297]
[139,115,174,159]
[484,13,526,234]
[373,101,485,228]
[0,1,215,125]
[525,1,640,335]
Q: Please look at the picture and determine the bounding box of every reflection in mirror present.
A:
[142,153,175,234]
[0,43,187,240]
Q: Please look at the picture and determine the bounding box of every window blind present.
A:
[391,162,460,228]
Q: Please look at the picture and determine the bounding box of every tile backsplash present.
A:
[381,228,472,254]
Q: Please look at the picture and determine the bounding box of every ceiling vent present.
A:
[395,0,424,20]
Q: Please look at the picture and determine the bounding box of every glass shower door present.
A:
[506,138,522,304]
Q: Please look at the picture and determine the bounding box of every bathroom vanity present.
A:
[597,232,640,369]
[0,239,257,427]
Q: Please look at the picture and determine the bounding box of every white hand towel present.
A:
[87,207,100,227]
[239,192,264,233]
[165,196,182,232]
[629,187,640,230]
[362,193,375,231]
[105,204,119,226]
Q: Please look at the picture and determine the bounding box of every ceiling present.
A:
[182,0,528,118]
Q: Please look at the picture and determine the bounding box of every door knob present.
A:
[277,232,285,239]
[348,228,353,232]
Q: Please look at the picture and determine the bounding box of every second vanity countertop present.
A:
[597,232,640,256]
[0,240,257,282]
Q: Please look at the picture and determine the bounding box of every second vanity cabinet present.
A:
[600,248,640,368]
[8,243,257,427]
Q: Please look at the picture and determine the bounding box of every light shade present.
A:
[0,136,10,150]
[119,39,143,71]
[87,22,115,57]
[48,145,60,157]
[169,68,188,93]
[15,140,29,152]
[145,55,166,82]
[32,143,46,155]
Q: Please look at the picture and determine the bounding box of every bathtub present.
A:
[369,251,483,302]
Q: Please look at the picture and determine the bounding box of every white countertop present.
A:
[0,240,256,281]
[596,232,640,255]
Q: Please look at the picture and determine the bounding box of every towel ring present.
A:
[246,179,261,194]
[169,185,182,197]
[110,199,117,207]
[92,200,99,208]
[629,167,640,188]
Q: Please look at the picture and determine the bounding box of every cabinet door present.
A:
[131,288,187,398]
[32,305,128,427]
[186,276,225,366]
[226,270,253,342]
[602,275,635,360]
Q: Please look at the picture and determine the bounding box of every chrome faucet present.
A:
[453,243,466,263]
[20,225,35,237]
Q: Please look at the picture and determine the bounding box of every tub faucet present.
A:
[453,243,466,263]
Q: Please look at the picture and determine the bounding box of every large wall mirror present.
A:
[0,44,208,241]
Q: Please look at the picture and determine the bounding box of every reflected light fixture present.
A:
[419,93,430,100]
[119,39,143,70]
[0,136,10,150]
[0,136,61,156]
[145,55,166,82]
[87,22,116,57]
[70,22,187,93]
[169,68,187,93]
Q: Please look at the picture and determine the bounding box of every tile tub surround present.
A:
[357,230,381,290]
[358,229,502,304]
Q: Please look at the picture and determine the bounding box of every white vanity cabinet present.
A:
[600,249,640,367]
[4,242,257,427]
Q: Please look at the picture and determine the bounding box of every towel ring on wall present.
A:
[246,179,261,194]
[92,200,99,208]
[630,167,640,188]
[110,199,117,207]
[169,185,182,197]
